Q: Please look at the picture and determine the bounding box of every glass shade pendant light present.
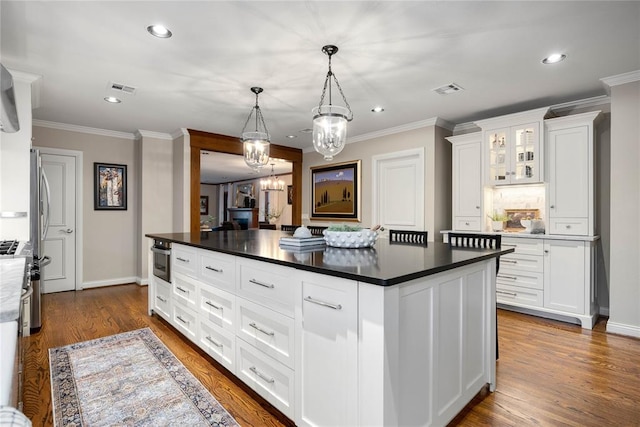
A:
[312,45,353,161]
[241,87,270,170]
[261,163,285,192]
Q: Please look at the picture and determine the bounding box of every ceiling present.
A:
[2,1,639,182]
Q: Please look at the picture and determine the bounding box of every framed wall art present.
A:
[310,160,361,221]
[200,196,209,215]
[287,185,293,205]
[94,162,127,210]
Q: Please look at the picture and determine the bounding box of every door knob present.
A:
[64,228,74,234]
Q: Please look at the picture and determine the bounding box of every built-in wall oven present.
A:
[151,239,171,283]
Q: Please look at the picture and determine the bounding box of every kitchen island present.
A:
[146,230,513,426]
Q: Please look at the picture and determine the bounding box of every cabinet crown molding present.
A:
[474,107,550,130]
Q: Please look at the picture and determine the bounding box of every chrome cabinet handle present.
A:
[205,336,223,348]
[465,222,470,226]
[176,257,189,263]
[205,265,223,273]
[304,296,342,310]
[249,322,275,336]
[205,300,222,310]
[550,205,555,209]
[496,290,517,297]
[497,274,518,281]
[176,286,188,294]
[176,315,189,325]
[502,259,518,264]
[249,278,275,289]
[502,244,517,247]
[475,206,480,209]
[250,366,275,384]
[156,295,167,303]
[565,225,571,229]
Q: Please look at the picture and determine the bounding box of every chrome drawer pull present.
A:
[502,244,517,247]
[156,295,167,303]
[304,296,342,310]
[249,322,275,336]
[176,286,188,294]
[249,278,275,289]
[205,336,223,348]
[502,260,518,264]
[250,366,275,384]
[176,315,189,325]
[497,274,518,281]
[205,266,223,273]
[176,257,190,263]
[496,290,517,297]
[205,300,222,310]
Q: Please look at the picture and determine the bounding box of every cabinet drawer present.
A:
[172,299,198,342]
[496,283,543,307]
[500,253,543,273]
[237,259,295,317]
[173,272,198,309]
[501,237,544,256]
[454,217,482,231]
[153,279,172,321]
[199,284,235,331]
[236,339,294,418]
[173,244,198,278]
[548,218,588,236]
[497,270,543,290]
[199,251,235,293]
[236,297,295,369]
[198,318,235,374]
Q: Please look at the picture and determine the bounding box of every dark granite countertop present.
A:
[146,230,514,286]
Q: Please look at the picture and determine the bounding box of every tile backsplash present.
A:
[489,184,545,218]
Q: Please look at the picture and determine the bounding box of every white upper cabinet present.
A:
[475,107,549,186]
[448,132,483,231]
[545,111,601,236]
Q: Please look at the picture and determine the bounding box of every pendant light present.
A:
[261,163,285,192]
[241,87,270,170]
[312,45,353,161]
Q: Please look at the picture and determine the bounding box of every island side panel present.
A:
[358,259,496,427]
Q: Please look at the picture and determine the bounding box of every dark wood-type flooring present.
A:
[23,284,640,426]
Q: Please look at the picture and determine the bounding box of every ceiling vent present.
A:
[432,83,464,95]
[108,82,137,95]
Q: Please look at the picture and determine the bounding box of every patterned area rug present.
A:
[49,328,239,427]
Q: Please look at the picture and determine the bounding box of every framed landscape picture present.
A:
[310,160,361,221]
[94,163,127,210]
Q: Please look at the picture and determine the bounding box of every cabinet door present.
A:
[486,128,510,185]
[544,240,586,314]
[548,125,589,221]
[510,123,540,183]
[454,141,482,218]
[296,273,358,427]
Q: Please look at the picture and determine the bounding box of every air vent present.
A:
[108,82,137,95]
[432,83,464,95]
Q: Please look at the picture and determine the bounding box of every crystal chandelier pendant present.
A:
[241,87,270,170]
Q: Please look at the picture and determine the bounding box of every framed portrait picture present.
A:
[94,163,127,210]
[310,160,361,221]
[200,196,209,215]
[287,185,293,205]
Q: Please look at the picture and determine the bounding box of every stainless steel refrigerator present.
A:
[29,149,50,331]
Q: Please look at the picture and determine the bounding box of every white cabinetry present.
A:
[448,132,483,231]
[497,236,597,328]
[545,111,600,236]
[475,107,548,186]
[295,272,358,427]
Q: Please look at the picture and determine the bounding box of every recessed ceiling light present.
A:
[542,53,566,64]
[147,24,172,38]
[286,135,297,139]
[299,128,313,134]
[371,106,385,113]
[104,96,121,103]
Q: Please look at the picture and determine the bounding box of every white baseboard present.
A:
[136,277,149,286]
[82,277,139,289]
[606,321,640,338]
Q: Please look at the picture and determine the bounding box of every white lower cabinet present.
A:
[295,272,358,427]
[199,284,235,331]
[172,298,198,343]
[198,317,236,374]
[152,278,172,322]
[544,239,588,315]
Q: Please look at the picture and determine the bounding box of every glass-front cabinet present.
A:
[476,107,548,186]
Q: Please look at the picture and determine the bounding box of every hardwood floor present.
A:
[23,284,640,426]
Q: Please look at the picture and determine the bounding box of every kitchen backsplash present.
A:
[489,185,545,218]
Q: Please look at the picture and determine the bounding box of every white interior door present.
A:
[42,153,77,293]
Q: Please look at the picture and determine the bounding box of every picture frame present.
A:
[310,160,361,221]
[94,163,127,210]
[200,196,209,215]
[505,208,539,230]
[287,185,293,205]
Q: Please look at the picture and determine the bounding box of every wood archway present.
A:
[188,129,303,235]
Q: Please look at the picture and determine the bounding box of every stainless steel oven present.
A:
[151,239,171,283]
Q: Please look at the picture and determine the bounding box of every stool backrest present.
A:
[389,229,428,246]
[447,233,501,249]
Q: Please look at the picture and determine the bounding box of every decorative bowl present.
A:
[322,246,378,267]
[322,229,379,248]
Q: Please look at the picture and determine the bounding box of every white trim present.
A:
[606,321,640,338]
[600,70,640,87]
[136,129,173,140]
[136,277,149,286]
[82,277,139,289]
[35,146,83,293]
[33,119,136,140]
[172,128,190,140]
[349,117,454,144]
[549,95,610,114]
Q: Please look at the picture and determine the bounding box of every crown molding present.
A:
[171,128,190,140]
[33,120,136,140]
[549,95,610,115]
[136,129,173,140]
[7,69,43,108]
[600,70,640,87]
[451,122,480,135]
[348,117,454,144]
